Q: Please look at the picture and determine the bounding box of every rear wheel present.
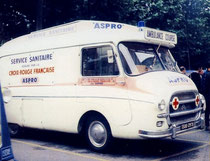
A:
[85,116,112,152]
[8,123,22,137]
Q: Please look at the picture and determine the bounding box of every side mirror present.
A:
[107,50,114,63]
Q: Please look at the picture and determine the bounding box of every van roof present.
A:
[0,20,177,56]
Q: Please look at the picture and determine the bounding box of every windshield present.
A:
[118,42,178,76]
[156,47,179,72]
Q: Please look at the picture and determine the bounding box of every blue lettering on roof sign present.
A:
[94,23,122,29]
[147,30,163,40]
[146,29,176,43]
[165,34,175,42]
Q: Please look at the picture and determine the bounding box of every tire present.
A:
[85,116,112,152]
[8,123,22,137]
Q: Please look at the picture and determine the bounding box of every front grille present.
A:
[169,91,199,124]
[170,113,197,123]
[170,102,195,113]
[173,92,195,100]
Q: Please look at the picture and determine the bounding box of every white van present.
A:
[0,20,205,151]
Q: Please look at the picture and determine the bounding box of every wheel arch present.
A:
[77,110,111,135]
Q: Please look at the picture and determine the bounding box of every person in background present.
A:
[198,67,204,76]
[180,66,187,75]
[201,64,210,131]
[189,66,203,93]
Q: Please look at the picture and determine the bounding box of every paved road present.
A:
[11,128,209,161]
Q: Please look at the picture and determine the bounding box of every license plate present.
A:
[180,122,194,130]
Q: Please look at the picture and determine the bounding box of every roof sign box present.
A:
[144,28,177,45]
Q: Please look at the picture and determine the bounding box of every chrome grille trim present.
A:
[158,107,202,118]
[169,107,202,117]
[168,90,200,125]
[169,98,195,104]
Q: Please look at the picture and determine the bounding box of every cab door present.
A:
[77,43,132,126]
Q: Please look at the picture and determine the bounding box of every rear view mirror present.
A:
[107,50,114,63]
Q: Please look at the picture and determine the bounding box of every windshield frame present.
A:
[118,42,167,76]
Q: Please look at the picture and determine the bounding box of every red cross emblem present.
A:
[172,97,179,110]
[195,95,200,106]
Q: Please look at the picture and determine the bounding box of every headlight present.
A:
[2,87,12,103]
[158,99,166,111]
[199,94,206,111]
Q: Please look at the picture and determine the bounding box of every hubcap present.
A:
[9,124,18,135]
[88,121,107,148]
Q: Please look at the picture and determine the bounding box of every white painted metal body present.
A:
[0,20,203,139]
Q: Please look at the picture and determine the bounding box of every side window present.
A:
[82,46,119,76]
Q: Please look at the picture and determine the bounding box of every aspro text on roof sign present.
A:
[93,22,122,29]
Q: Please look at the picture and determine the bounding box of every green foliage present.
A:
[0,0,209,68]
[172,0,210,68]
[0,0,34,44]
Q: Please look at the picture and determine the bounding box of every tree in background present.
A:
[128,0,209,69]
[175,0,210,69]
[0,0,35,44]
[0,0,209,68]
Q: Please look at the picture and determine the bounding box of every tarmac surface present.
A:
[11,128,210,161]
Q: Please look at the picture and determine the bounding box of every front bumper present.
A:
[138,117,204,139]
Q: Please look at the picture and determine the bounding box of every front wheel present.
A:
[85,116,112,152]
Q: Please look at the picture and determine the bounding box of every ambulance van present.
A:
[0,20,206,151]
